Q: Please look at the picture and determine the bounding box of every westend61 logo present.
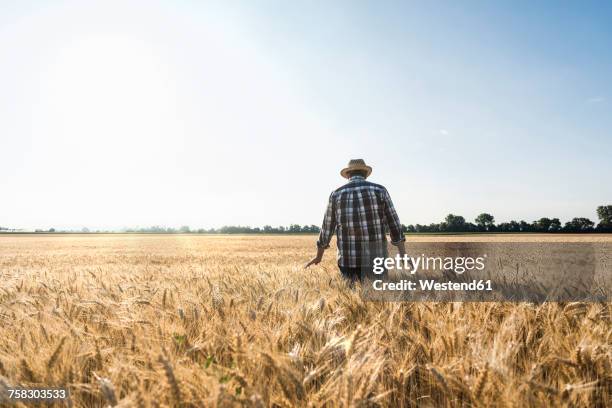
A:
[372,254,487,275]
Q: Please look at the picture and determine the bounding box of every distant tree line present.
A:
[34,228,56,233]
[401,205,612,233]
[5,205,611,234]
[122,224,322,234]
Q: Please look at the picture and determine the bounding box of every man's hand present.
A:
[305,255,322,269]
[305,247,325,269]
[396,240,406,257]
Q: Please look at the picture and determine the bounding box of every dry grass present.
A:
[0,234,610,407]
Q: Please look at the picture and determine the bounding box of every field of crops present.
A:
[0,234,610,407]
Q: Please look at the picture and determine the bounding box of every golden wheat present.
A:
[0,234,610,407]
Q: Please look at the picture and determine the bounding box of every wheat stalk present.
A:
[158,354,181,404]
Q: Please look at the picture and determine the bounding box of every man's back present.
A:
[317,174,404,268]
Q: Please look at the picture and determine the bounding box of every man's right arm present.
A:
[305,192,336,268]
[316,192,336,250]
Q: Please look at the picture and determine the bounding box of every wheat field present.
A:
[0,234,610,407]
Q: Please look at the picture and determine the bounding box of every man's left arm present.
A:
[383,188,406,255]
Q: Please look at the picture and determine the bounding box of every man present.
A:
[305,159,406,282]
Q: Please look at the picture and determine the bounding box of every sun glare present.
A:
[41,35,175,160]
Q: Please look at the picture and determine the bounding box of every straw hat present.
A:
[340,159,372,179]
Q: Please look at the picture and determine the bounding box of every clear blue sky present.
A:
[1,1,610,230]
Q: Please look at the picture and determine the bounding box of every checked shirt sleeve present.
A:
[316,192,336,249]
[383,188,405,245]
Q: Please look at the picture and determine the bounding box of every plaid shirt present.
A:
[317,175,405,268]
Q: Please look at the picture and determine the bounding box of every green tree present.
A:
[597,205,612,223]
[549,218,562,232]
[475,213,495,231]
[533,217,552,232]
[444,214,466,232]
[564,218,594,232]
[596,205,612,231]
